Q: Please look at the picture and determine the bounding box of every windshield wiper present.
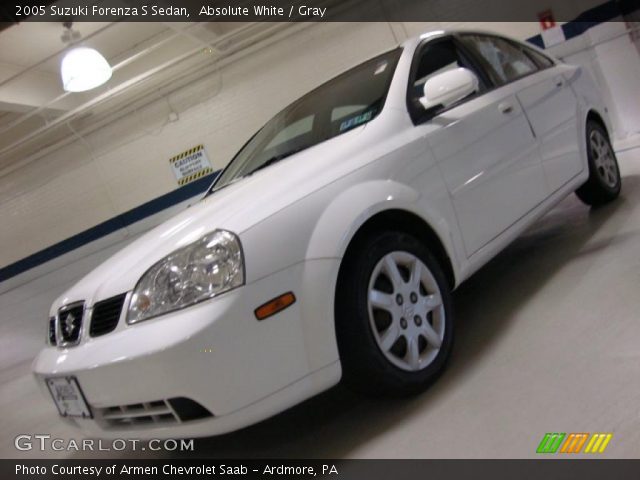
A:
[243,147,305,178]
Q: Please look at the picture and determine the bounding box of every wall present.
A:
[0,22,399,289]
[547,21,640,148]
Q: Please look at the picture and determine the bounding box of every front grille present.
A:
[48,316,56,345]
[95,398,212,429]
[58,303,84,345]
[90,293,126,337]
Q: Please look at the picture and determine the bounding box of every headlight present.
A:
[127,229,244,324]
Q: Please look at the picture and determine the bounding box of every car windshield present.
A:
[207,48,402,193]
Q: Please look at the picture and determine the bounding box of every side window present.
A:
[407,38,486,122]
[462,35,538,85]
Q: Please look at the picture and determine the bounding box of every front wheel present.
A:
[335,231,454,396]
[576,121,621,206]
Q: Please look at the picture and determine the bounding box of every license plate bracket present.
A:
[45,376,92,418]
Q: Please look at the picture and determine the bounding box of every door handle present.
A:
[498,102,514,115]
[555,78,564,88]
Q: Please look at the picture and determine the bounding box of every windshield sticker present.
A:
[340,110,374,132]
[374,61,388,75]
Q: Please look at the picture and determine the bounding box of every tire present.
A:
[576,120,621,206]
[335,231,454,396]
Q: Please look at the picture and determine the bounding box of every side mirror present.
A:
[419,67,479,111]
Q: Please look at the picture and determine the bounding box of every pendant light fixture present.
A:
[60,23,112,92]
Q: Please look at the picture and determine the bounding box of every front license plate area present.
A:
[45,376,92,418]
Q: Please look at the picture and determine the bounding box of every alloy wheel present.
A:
[367,251,446,372]
[590,129,619,189]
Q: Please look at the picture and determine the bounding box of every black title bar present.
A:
[2,0,639,23]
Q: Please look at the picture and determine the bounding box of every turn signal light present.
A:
[254,292,296,320]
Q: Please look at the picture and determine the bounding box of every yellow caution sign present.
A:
[169,145,214,186]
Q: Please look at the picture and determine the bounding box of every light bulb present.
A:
[61,47,112,92]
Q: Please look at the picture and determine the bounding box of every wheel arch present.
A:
[337,209,456,291]
[586,109,609,137]
[332,208,457,393]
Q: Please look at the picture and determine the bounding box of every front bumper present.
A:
[32,259,341,438]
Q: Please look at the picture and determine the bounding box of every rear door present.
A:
[410,36,547,257]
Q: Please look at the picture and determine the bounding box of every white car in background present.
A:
[34,30,620,438]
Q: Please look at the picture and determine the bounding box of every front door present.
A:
[410,36,547,256]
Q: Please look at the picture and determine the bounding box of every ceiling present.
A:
[0,19,300,175]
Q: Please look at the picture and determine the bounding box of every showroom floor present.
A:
[2,148,639,459]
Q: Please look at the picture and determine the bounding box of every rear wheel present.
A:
[576,121,621,206]
[335,231,453,396]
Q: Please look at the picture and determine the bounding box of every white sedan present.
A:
[33,30,620,438]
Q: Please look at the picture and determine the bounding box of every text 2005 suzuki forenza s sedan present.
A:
[34,30,621,438]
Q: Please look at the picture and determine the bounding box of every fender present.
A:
[305,178,460,280]
[566,64,613,140]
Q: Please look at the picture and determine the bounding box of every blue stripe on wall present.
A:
[0,172,219,283]
[3,0,640,285]
[526,0,637,48]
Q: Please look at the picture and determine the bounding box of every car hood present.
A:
[52,126,371,310]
